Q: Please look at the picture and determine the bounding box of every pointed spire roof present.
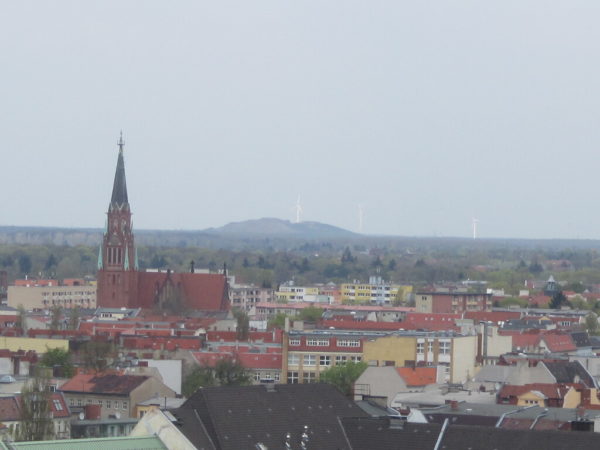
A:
[110,132,129,210]
[97,246,103,270]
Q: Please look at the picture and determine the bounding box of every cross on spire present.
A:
[118,130,125,153]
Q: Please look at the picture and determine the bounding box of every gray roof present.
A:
[172,383,368,450]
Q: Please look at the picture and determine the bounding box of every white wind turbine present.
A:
[294,195,303,223]
[472,217,479,240]
[358,204,365,233]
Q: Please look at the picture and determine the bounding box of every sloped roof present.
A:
[539,334,576,352]
[396,367,437,386]
[542,361,595,387]
[341,417,441,450]
[60,373,149,395]
[172,384,367,450]
[110,146,129,209]
[136,272,228,310]
[497,383,572,401]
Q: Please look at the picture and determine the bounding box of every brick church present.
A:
[96,136,229,311]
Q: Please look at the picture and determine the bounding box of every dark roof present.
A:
[342,420,600,450]
[341,417,441,450]
[110,145,129,210]
[543,361,595,387]
[172,383,367,450]
[440,423,600,450]
[570,331,591,347]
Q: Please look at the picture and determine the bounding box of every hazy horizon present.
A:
[2,2,599,240]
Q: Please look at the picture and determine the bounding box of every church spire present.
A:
[110,131,129,210]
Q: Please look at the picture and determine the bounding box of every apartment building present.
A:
[340,277,408,305]
[415,290,492,313]
[283,330,385,384]
[8,284,96,310]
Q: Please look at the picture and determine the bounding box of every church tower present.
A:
[96,134,138,307]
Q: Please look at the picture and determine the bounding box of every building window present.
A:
[77,399,82,407]
[98,400,103,407]
[53,399,63,411]
[427,341,433,353]
[440,341,451,355]
[274,373,280,381]
[417,343,425,354]
[303,372,317,384]
[306,338,330,347]
[254,373,261,381]
[303,355,316,366]
[350,356,362,362]
[287,371,299,384]
[336,355,347,364]
[337,339,360,347]
[123,401,128,410]
[288,354,299,366]
[319,355,331,367]
[289,338,301,346]
[106,400,112,409]
[69,399,74,407]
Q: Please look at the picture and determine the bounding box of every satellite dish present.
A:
[115,412,121,419]
[79,412,84,420]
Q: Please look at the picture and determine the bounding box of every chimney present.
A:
[190,260,195,274]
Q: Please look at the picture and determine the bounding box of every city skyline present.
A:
[1,2,600,239]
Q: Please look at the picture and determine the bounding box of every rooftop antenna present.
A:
[472,218,479,240]
[295,195,303,223]
[358,204,365,233]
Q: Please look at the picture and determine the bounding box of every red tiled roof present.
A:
[191,351,282,370]
[319,320,404,331]
[402,313,461,331]
[136,272,229,310]
[60,373,148,395]
[237,353,282,370]
[540,334,577,352]
[396,367,437,386]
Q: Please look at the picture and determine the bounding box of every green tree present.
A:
[585,312,600,336]
[549,291,570,309]
[298,306,324,323]
[40,347,74,378]
[68,307,80,330]
[49,305,62,331]
[213,357,251,386]
[268,313,288,329]
[233,309,250,340]
[319,361,367,397]
[81,341,115,373]
[16,368,53,441]
[16,304,27,334]
[182,366,215,397]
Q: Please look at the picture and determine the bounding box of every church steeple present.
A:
[97,133,138,308]
[110,132,129,211]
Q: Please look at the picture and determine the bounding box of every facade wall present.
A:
[64,393,129,420]
[130,378,176,419]
[362,336,416,368]
[8,285,96,310]
[0,337,68,353]
[450,335,477,384]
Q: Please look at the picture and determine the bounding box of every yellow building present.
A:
[340,277,408,305]
[362,333,478,384]
[0,336,69,353]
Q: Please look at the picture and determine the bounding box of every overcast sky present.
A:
[1,1,599,239]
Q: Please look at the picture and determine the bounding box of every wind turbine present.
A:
[294,195,303,224]
[472,218,479,240]
[358,204,365,233]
